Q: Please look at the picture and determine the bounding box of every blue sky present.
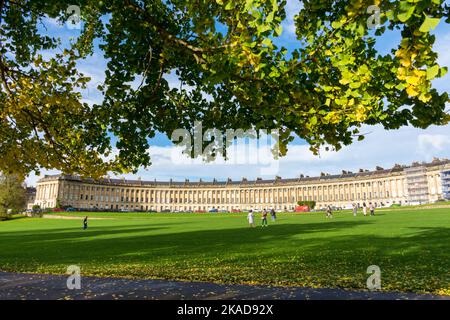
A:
[26,1,450,185]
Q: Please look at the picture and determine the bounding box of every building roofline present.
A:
[36,159,450,187]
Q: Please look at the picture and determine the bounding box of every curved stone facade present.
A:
[33,159,450,212]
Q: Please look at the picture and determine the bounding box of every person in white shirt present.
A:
[247,210,255,228]
[363,203,367,216]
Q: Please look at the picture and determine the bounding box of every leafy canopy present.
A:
[1,0,449,178]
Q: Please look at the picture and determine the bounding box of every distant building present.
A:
[32,159,450,212]
[404,165,430,205]
[441,169,450,200]
[26,187,36,210]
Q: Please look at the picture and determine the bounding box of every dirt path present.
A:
[0,272,448,300]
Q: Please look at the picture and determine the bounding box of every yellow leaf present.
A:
[400,59,411,67]
[406,76,420,85]
[406,85,419,96]
[418,93,431,103]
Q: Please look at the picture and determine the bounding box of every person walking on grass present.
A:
[270,208,276,221]
[247,210,255,228]
[363,202,367,216]
[369,203,375,216]
[261,209,268,227]
[352,203,358,216]
[326,205,333,218]
[83,216,88,230]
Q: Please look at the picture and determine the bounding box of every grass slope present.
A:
[1,209,449,295]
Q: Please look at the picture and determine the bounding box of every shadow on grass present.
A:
[1,220,448,263]
[0,220,371,262]
[1,219,449,294]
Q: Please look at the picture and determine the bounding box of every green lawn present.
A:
[1,209,449,295]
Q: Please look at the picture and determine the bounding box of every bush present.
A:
[31,211,43,218]
[0,209,11,221]
[31,205,43,218]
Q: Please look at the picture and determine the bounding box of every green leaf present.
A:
[224,1,234,10]
[349,82,361,89]
[244,0,253,11]
[274,25,283,36]
[397,5,416,22]
[426,65,440,80]
[331,21,343,29]
[262,38,272,47]
[266,11,275,23]
[257,24,272,34]
[396,83,407,90]
[419,16,441,33]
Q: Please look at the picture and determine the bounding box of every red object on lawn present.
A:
[295,205,310,212]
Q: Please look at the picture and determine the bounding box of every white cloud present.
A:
[281,0,304,36]
[116,123,450,182]
[27,123,450,186]
[417,134,450,155]
[41,16,64,28]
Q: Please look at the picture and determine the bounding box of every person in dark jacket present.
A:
[261,210,268,227]
[326,205,333,218]
[270,208,276,221]
[83,216,88,230]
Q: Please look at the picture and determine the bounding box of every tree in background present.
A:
[1,0,449,178]
[55,198,62,209]
[0,174,26,219]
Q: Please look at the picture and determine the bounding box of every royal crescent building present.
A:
[33,159,450,212]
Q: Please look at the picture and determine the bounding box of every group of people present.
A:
[80,203,378,231]
[325,202,376,219]
[247,208,276,227]
[246,202,378,226]
[352,202,376,216]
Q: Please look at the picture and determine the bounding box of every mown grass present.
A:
[1,208,449,295]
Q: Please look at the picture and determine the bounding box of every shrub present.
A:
[31,205,43,218]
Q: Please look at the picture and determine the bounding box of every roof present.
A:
[37,159,450,188]
[26,187,37,194]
